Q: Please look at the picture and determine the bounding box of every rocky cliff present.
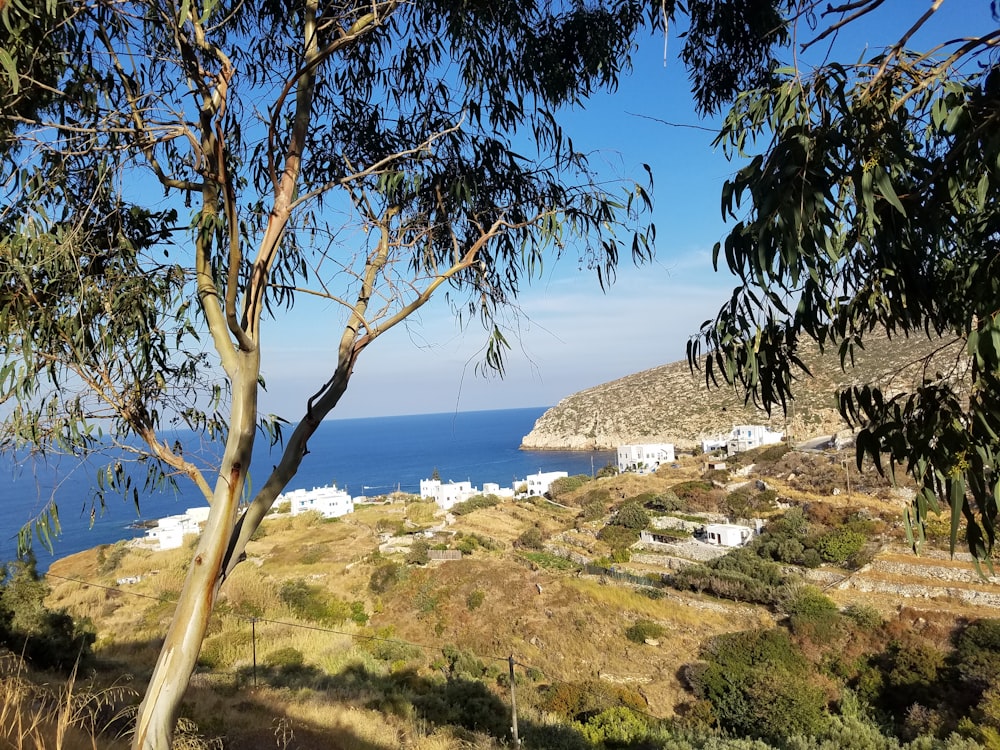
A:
[521,334,962,451]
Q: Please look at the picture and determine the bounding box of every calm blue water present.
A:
[0,407,612,567]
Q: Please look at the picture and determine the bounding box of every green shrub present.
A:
[0,555,96,672]
[442,644,485,679]
[369,561,405,594]
[756,443,791,463]
[266,646,305,669]
[579,706,654,746]
[690,628,828,744]
[521,551,578,571]
[612,502,650,530]
[814,527,868,565]
[450,494,502,515]
[278,579,355,625]
[549,474,591,500]
[406,538,430,565]
[781,586,841,639]
[671,480,722,510]
[466,589,485,610]
[595,463,619,478]
[515,527,545,550]
[96,541,129,575]
[625,619,665,644]
[597,524,640,551]
[644,490,683,512]
[843,603,883,631]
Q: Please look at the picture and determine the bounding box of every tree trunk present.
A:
[131,357,258,750]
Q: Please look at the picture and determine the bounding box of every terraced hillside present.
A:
[521,332,963,450]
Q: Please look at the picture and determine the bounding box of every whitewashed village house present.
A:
[143,506,210,551]
[702,425,784,455]
[524,470,568,497]
[282,485,354,519]
[703,522,757,547]
[419,478,516,510]
[617,443,675,474]
[419,479,476,510]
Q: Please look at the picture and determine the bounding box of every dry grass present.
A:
[0,652,135,750]
[38,466,1000,746]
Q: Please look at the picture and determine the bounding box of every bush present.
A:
[595,463,619,479]
[369,561,405,594]
[450,494,501,515]
[814,527,869,566]
[843,603,883,631]
[548,474,591,500]
[0,555,96,672]
[95,541,129,575]
[781,586,841,639]
[406,538,430,565]
[671,480,723,510]
[266,646,304,670]
[515,527,545,550]
[278,579,358,625]
[597,524,640,552]
[690,628,828,744]
[625,619,666,644]
[612,502,650,530]
[466,590,485,610]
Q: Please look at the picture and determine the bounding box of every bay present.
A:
[0,407,611,567]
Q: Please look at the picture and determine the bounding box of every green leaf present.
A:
[874,169,905,216]
[0,48,18,94]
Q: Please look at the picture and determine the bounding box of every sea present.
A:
[0,407,613,568]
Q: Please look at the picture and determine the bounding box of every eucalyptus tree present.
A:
[0,0,659,746]
[685,1,1000,559]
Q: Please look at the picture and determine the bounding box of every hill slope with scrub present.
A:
[7,447,999,748]
[521,333,959,450]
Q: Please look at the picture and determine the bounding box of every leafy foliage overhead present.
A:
[685,0,1000,559]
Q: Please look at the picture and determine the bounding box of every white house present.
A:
[703,522,756,547]
[701,435,729,453]
[482,482,515,499]
[282,485,354,518]
[419,479,478,510]
[727,425,784,455]
[143,510,204,551]
[524,471,568,497]
[617,443,675,474]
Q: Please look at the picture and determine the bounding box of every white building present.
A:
[617,443,675,474]
[282,485,354,518]
[727,425,784,455]
[143,507,207,551]
[703,522,756,547]
[701,435,729,453]
[524,471,568,497]
[482,482,515,499]
[419,479,478,510]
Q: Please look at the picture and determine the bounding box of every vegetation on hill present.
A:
[0,453,995,748]
[521,333,959,451]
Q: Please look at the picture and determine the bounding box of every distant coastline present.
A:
[2,407,612,567]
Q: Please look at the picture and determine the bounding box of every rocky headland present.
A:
[521,333,963,451]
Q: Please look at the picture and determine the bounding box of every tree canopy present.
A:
[686,0,1000,561]
[1,0,659,745]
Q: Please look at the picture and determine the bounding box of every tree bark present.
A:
[131,353,259,750]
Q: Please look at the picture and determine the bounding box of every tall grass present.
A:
[0,652,134,750]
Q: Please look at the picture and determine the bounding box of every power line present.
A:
[44,570,670,724]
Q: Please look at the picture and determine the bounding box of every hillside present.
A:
[28,449,1000,749]
[521,332,963,450]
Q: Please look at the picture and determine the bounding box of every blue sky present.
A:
[257,1,995,421]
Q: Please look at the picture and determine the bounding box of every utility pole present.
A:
[509,655,521,748]
[251,617,258,688]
